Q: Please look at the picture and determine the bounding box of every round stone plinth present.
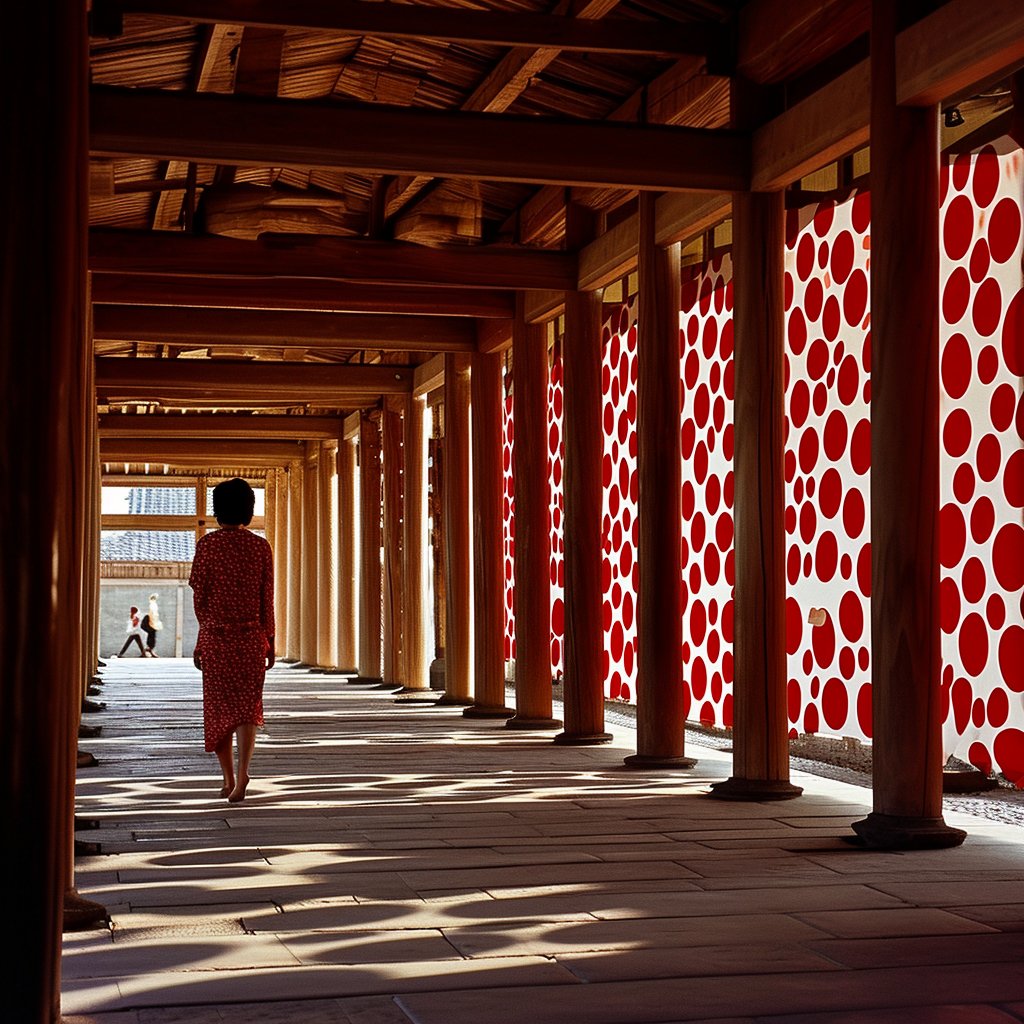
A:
[554,732,613,746]
[505,716,563,730]
[463,705,516,719]
[623,753,697,769]
[434,694,476,707]
[850,812,968,850]
[709,777,803,801]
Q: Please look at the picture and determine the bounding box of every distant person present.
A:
[189,478,275,803]
[139,593,163,657]
[116,606,146,657]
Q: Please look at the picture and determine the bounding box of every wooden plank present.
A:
[89,228,578,291]
[412,354,445,398]
[99,438,305,463]
[95,358,412,404]
[655,191,731,247]
[476,318,514,355]
[92,274,516,318]
[90,86,751,193]
[93,304,477,352]
[342,411,360,440]
[99,0,729,58]
[897,0,1024,106]
[99,413,345,439]
[577,213,639,292]
[523,290,564,325]
[101,514,205,530]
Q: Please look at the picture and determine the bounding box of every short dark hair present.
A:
[213,478,255,526]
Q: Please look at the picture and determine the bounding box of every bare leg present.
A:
[215,733,234,797]
[229,723,256,803]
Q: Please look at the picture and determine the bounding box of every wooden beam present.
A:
[95,358,412,404]
[91,87,751,193]
[89,229,578,291]
[99,413,345,440]
[98,0,729,59]
[412,355,445,399]
[93,305,477,352]
[91,274,516,318]
[101,513,266,530]
[476,319,513,355]
[100,438,306,464]
[342,411,360,440]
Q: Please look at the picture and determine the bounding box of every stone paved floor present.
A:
[64,660,1024,1024]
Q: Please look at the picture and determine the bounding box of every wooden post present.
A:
[300,442,320,665]
[508,302,561,729]
[273,467,289,659]
[336,439,358,672]
[196,476,208,543]
[358,412,383,682]
[465,352,515,718]
[1,0,91,1014]
[382,399,404,687]
[316,441,336,667]
[852,0,965,849]
[398,396,432,695]
[557,206,611,745]
[626,194,696,768]
[286,462,303,661]
[438,352,474,705]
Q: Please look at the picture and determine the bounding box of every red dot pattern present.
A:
[502,378,516,663]
[549,340,565,677]
[940,142,1024,785]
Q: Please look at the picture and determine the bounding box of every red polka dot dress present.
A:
[189,528,275,752]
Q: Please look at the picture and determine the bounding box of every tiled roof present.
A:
[100,530,195,563]
[127,487,195,515]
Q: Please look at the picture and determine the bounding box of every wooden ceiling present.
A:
[88,0,1022,467]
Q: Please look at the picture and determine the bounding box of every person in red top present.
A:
[189,478,275,803]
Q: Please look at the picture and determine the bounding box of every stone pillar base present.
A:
[434,694,475,707]
[554,731,613,746]
[346,675,384,686]
[505,716,562,730]
[709,777,803,801]
[63,889,108,932]
[623,753,697,770]
[850,812,967,850]
[463,705,516,719]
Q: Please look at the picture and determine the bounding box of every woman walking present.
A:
[189,478,275,803]
[116,606,146,657]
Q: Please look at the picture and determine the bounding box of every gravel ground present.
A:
[530,682,1024,830]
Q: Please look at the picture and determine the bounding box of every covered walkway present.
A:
[67,661,1024,1023]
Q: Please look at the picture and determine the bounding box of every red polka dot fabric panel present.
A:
[500,139,1024,785]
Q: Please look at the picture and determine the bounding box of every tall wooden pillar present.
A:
[336,438,358,672]
[852,0,965,849]
[558,206,611,745]
[627,194,696,768]
[300,443,320,665]
[358,413,383,682]
[1,0,89,1016]
[438,353,474,705]
[286,462,303,661]
[382,400,405,687]
[398,397,432,694]
[508,303,561,729]
[273,468,289,658]
[466,352,515,718]
[317,441,336,668]
[709,189,799,799]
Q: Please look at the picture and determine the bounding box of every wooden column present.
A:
[382,399,405,688]
[300,443,320,665]
[438,352,474,705]
[398,396,432,695]
[626,194,696,768]
[465,352,515,718]
[852,0,965,849]
[358,413,383,683]
[317,441,337,668]
[286,462,303,661]
[708,189,798,799]
[1,0,90,1015]
[557,206,611,745]
[196,476,208,543]
[336,438,358,672]
[508,303,561,729]
[273,468,289,659]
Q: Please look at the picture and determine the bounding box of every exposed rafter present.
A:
[94,0,730,60]
[93,305,478,352]
[90,87,751,193]
[99,438,307,466]
[99,413,347,440]
[89,228,578,291]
